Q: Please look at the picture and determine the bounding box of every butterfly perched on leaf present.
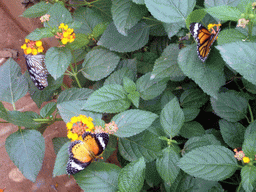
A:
[24,54,49,90]
[190,23,221,62]
[66,131,109,175]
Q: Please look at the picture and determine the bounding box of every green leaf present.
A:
[151,44,185,81]
[5,130,45,182]
[118,157,146,192]
[178,45,225,99]
[45,47,72,80]
[83,84,131,113]
[8,111,42,129]
[183,107,200,122]
[178,145,238,181]
[204,0,240,8]
[242,131,256,158]
[163,21,185,39]
[118,130,162,162]
[81,48,120,81]
[243,78,256,94]
[219,119,245,149]
[144,0,196,23]
[127,91,140,108]
[113,109,158,137]
[205,5,242,21]
[53,141,70,177]
[22,1,52,18]
[160,97,185,137]
[74,162,121,192]
[216,42,256,85]
[40,102,57,118]
[52,137,70,155]
[186,9,206,29]
[104,68,135,86]
[211,91,248,122]
[217,29,247,45]
[156,147,180,185]
[179,121,205,139]
[123,77,136,93]
[145,161,162,187]
[144,16,167,37]
[46,2,72,27]
[93,22,109,38]
[0,102,8,121]
[98,22,149,52]
[112,0,147,36]
[69,33,90,50]
[0,58,27,103]
[241,166,256,192]
[136,73,168,100]
[91,0,113,22]
[180,88,209,108]
[26,28,54,41]
[183,134,221,154]
[133,0,145,4]
[244,121,256,140]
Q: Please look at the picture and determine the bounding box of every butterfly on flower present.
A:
[24,54,49,90]
[189,23,221,62]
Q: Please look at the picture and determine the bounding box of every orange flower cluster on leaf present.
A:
[55,23,75,45]
[21,39,44,55]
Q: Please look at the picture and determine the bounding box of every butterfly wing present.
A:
[190,23,220,62]
[24,54,48,90]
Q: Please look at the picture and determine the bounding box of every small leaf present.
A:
[211,91,248,122]
[5,130,45,182]
[242,131,256,158]
[123,77,136,93]
[204,0,240,8]
[205,5,242,21]
[113,109,158,137]
[83,84,131,113]
[22,1,52,18]
[26,28,54,41]
[180,88,208,108]
[160,97,185,137]
[178,145,238,181]
[40,102,57,118]
[127,91,140,108]
[82,48,120,81]
[0,101,9,121]
[104,68,135,86]
[183,107,200,122]
[179,121,205,139]
[241,166,256,192]
[69,33,90,50]
[156,147,180,185]
[118,157,146,192]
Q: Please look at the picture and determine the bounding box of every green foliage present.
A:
[2,0,256,191]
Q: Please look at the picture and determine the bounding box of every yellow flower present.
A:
[37,46,44,53]
[21,44,27,50]
[70,116,78,123]
[66,122,73,130]
[59,23,65,29]
[36,40,42,47]
[67,28,74,34]
[26,47,32,54]
[61,38,68,44]
[32,48,38,55]
[243,156,250,163]
[25,39,30,43]
[63,31,69,38]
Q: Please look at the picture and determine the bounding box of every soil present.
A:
[0,1,117,191]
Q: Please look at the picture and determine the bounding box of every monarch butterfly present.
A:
[24,54,49,90]
[189,23,220,62]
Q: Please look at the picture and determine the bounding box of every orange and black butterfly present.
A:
[190,23,220,62]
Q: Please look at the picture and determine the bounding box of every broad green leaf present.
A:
[69,33,90,50]
[217,29,247,45]
[163,21,185,39]
[242,131,256,158]
[145,161,162,187]
[204,0,240,8]
[160,97,185,137]
[127,91,140,108]
[178,45,225,99]
[57,87,94,103]
[160,90,176,108]
[123,77,136,93]
[145,0,196,23]
[5,130,45,182]
[151,44,185,81]
[219,119,245,148]
[118,157,146,192]
[205,5,242,21]
[133,0,145,4]
[104,68,135,86]
[73,7,104,35]
[0,58,27,103]
[46,2,72,27]
[74,162,121,192]
[98,22,149,52]
[82,48,120,81]
[243,78,256,94]
[156,147,180,185]
[183,134,221,155]
[183,107,200,122]
[8,111,42,129]
[211,91,248,122]
[180,88,208,108]
[40,102,57,118]
[241,166,256,192]
[136,73,168,100]
[52,137,69,155]
[216,42,256,85]
[45,47,72,80]
[244,121,256,140]
[26,28,54,41]
[118,130,162,162]
[116,59,137,75]
[83,84,131,113]
[144,16,167,36]
[186,9,206,29]
[22,1,52,18]
[0,102,8,121]
[178,145,238,181]
[91,0,113,22]
[112,0,147,36]
[179,121,205,139]
[113,109,158,137]
[53,141,70,177]
[92,22,109,38]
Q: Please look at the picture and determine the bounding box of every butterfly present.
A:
[66,131,109,175]
[24,54,49,90]
[189,23,220,62]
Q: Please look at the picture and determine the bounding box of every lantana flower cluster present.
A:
[21,39,44,55]
[66,115,118,141]
[55,23,76,45]
[207,23,222,35]
[234,148,253,164]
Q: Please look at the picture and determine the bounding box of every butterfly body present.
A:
[190,23,220,62]
[24,54,48,90]
[66,132,109,175]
